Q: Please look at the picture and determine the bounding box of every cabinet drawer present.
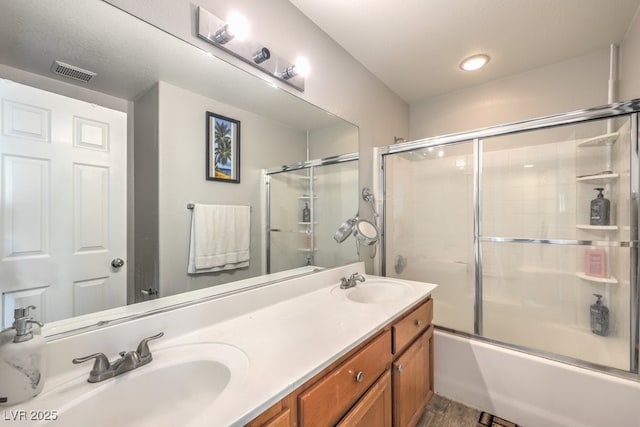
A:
[392,298,432,354]
[299,330,392,426]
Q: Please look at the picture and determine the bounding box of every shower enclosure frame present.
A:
[378,99,640,379]
[264,152,358,274]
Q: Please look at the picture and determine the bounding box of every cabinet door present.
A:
[299,330,391,426]
[263,409,291,427]
[245,402,291,427]
[337,370,392,427]
[392,326,434,427]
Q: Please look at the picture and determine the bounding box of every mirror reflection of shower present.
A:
[266,154,359,274]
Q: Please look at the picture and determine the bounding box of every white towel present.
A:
[187,204,250,274]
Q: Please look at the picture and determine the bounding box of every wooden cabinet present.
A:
[246,297,434,427]
[337,370,392,427]
[299,330,392,426]
[392,298,433,354]
[392,326,434,427]
[245,402,293,427]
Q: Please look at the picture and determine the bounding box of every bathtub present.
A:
[434,329,640,426]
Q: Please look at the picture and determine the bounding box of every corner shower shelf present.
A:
[298,222,318,225]
[298,196,318,200]
[575,272,619,285]
[576,132,619,148]
[576,224,619,231]
[575,173,619,185]
[297,248,317,252]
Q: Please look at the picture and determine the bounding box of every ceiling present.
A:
[289,0,640,104]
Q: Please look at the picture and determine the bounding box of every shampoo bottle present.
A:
[590,294,610,337]
[590,187,610,226]
[0,306,46,406]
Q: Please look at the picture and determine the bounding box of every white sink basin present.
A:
[332,279,411,303]
[34,342,249,427]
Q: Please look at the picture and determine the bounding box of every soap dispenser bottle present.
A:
[590,294,610,337]
[590,187,610,226]
[302,202,311,223]
[0,305,46,406]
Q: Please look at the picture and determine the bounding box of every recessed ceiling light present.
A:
[460,54,490,71]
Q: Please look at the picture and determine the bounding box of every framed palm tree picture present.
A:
[206,111,240,183]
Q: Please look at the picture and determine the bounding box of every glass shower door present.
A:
[384,142,475,334]
[480,115,633,370]
[268,169,311,273]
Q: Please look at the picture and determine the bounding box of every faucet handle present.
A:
[350,272,365,281]
[136,332,164,361]
[72,353,112,383]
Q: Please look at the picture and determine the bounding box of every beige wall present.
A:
[620,9,640,100]
[409,48,611,140]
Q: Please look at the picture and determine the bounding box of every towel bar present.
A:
[187,203,251,211]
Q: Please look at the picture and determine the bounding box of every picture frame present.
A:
[206,111,240,183]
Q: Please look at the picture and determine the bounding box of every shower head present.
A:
[334,215,357,243]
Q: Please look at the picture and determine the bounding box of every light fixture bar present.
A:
[197,6,305,92]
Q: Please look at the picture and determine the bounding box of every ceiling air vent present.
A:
[50,61,96,83]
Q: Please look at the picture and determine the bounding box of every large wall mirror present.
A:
[0,0,359,337]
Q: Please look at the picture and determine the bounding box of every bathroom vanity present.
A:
[247,297,433,427]
[6,263,436,427]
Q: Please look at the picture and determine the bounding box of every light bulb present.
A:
[226,11,249,41]
[460,54,490,71]
[214,11,249,44]
[294,56,311,77]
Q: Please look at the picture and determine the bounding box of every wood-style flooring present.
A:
[417,394,482,427]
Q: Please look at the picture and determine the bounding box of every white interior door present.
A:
[0,79,127,326]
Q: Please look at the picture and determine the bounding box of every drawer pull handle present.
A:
[416,319,423,327]
[355,371,364,383]
[397,364,403,373]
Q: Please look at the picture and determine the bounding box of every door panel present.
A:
[0,79,126,326]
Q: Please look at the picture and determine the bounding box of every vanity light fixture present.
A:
[460,54,490,71]
[197,6,307,91]
[279,57,311,80]
[280,65,297,80]
[213,11,249,44]
[252,47,271,64]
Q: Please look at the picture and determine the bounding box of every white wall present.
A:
[309,123,359,160]
[156,81,307,296]
[620,7,640,100]
[409,48,610,140]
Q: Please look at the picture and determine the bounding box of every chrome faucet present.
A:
[73,332,164,383]
[340,272,366,289]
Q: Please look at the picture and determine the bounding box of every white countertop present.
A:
[6,263,437,427]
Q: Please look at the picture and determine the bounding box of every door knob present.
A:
[111,258,125,268]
